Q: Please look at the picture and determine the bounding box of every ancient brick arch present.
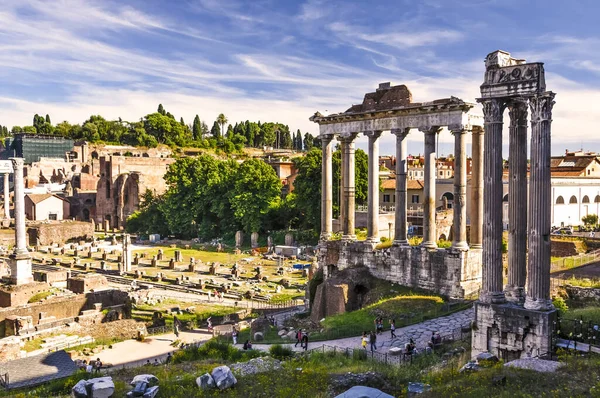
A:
[115,172,140,227]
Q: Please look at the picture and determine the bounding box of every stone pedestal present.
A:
[472,302,556,361]
[8,254,33,285]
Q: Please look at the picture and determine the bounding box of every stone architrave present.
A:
[284,233,294,246]
[250,232,259,249]
[235,231,243,248]
[8,158,32,285]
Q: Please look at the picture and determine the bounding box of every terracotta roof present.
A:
[381,179,424,190]
[25,193,67,204]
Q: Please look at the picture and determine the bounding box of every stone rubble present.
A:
[71,376,115,398]
[504,358,564,373]
[230,357,283,377]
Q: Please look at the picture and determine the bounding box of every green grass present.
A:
[27,290,54,303]
[562,275,600,288]
[134,246,247,264]
[133,301,242,328]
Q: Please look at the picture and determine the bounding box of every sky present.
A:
[1,0,600,156]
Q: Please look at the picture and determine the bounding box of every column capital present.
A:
[9,157,23,169]
[363,130,383,139]
[507,99,528,127]
[391,127,410,138]
[471,125,484,135]
[449,128,468,136]
[339,132,359,142]
[529,91,556,122]
[478,98,505,124]
[419,126,442,135]
[320,134,335,144]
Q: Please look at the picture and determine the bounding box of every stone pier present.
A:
[8,158,33,285]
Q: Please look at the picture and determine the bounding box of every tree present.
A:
[303,133,314,151]
[157,104,166,115]
[45,114,51,125]
[217,113,228,138]
[211,121,221,138]
[582,214,598,226]
[192,115,202,140]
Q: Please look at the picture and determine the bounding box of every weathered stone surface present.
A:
[504,358,563,373]
[407,382,431,395]
[459,361,481,373]
[230,357,283,377]
[142,386,159,398]
[130,374,159,386]
[253,332,264,341]
[335,385,395,398]
[211,365,237,390]
[28,221,94,246]
[72,379,89,398]
[196,373,215,389]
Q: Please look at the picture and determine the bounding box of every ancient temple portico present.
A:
[311,83,483,298]
[472,50,557,361]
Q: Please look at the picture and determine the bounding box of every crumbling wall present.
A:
[550,240,579,257]
[0,282,50,307]
[28,221,94,246]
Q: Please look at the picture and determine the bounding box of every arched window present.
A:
[583,195,590,204]
[503,194,509,202]
[569,195,578,204]
[441,192,454,201]
[556,196,565,204]
[595,195,600,203]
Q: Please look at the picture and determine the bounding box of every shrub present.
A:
[553,296,569,315]
[172,338,265,364]
[269,344,294,359]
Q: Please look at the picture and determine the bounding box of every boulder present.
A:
[459,361,481,373]
[143,386,159,398]
[286,330,297,339]
[230,357,283,377]
[72,380,89,398]
[129,382,147,397]
[476,352,498,363]
[253,332,264,341]
[130,374,159,386]
[388,347,404,356]
[407,382,431,396]
[211,365,238,390]
[277,329,288,337]
[334,385,395,398]
[90,377,115,398]
[196,373,216,389]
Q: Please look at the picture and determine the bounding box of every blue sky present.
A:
[1,0,600,156]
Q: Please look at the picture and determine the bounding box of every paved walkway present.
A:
[91,308,473,370]
[253,308,474,353]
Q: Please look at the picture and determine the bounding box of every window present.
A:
[48,213,57,221]
[106,184,111,199]
[583,195,590,204]
[412,195,420,204]
[383,194,391,203]
[569,195,578,204]
[556,196,565,204]
[595,195,600,203]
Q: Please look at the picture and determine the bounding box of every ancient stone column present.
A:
[393,128,410,246]
[320,134,334,239]
[479,99,506,304]
[525,92,556,311]
[121,234,132,273]
[3,173,9,220]
[365,130,382,242]
[342,132,358,239]
[422,127,440,249]
[9,157,32,285]
[339,136,347,233]
[470,126,484,248]
[451,128,469,251]
[506,100,528,303]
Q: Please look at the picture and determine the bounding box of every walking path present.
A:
[90,308,473,371]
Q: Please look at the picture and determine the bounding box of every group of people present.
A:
[362,317,442,355]
[294,329,309,350]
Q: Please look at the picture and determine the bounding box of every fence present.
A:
[550,249,600,272]
[303,323,471,367]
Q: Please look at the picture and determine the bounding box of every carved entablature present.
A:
[481,62,546,99]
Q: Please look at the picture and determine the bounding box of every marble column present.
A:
[9,157,32,285]
[393,128,410,246]
[506,100,528,303]
[422,127,440,249]
[451,128,469,250]
[479,99,506,304]
[3,173,9,220]
[470,126,484,249]
[321,135,334,239]
[365,130,382,242]
[525,92,556,311]
[339,137,346,233]
[342,133,358,239]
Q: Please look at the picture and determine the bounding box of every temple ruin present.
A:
[472,50,557,360]
[310,82,484,310]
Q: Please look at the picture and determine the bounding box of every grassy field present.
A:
[132,299,242,328]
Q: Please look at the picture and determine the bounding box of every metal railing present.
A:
[551,249,600,272]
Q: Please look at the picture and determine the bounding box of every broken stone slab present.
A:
[388,347,404,356]
[196,373,216,389]
[407,382,431,395]
[459,361,481,373]
[504,358,563,373]
[72,376,115,398]
[211,365,237,390]
[476,352,498,363]
[142,386,159,398]
[334,386,395,398]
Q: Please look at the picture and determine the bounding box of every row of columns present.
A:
[320,127,484,251]
[479,93,555,310]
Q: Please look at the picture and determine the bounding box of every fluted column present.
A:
[422,127,440,249]
[365,130,382,242]
[393,128,410,246]
[525,92,556,311]
[3,173,9,220]
[339,138,346,233]
[321,134,334,239]
[10,158,27,255]
[506,100,528,303]
[451,128,469,250]
[342,132,358,239]
[479,99,506,304]
[470,127,484,248]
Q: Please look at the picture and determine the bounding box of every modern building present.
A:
[4,134,75,164]
[24,193,70,221]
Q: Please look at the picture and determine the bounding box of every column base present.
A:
[451,241,470,251]
[479,291,506,304]
[392,239,409,247]
[8,255,33,285]
[422,241,437,249]
[320,232,332,241]
[524,296,554,311]
[504,286,526,305]
[469,243,482,249]
[341,235,356,242]
[366,237,380,244]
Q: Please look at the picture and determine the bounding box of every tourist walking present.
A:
[361,332,368,350]
[369,331,377,352]
[166,352,172,365]
[295,329,302,347]
[390,319,396,338]
[94,358,102,374]
[232,328,238,345]
[301,331,309,351]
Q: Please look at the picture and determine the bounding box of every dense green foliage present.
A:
[582,213,598,226]
[4,105,317,152]
[127,155,283,239]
